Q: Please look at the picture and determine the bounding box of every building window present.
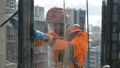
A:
[112,33,117,41]
[112,25,117,32]
[113,5,118,13]
[111,61,117,68]
[112,14,118,22]
[119,52,120,59]
[112,43,117,51]
[119,33,120,41]
[112,52,117,60]
[113,0,118,3]
[90,63,95,67]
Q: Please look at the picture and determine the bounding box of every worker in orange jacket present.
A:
[34,7,72,68]
[66,24,88,68]
[10,7,69,68]
[45,7,71,67]
[10,7,88,68]
[34,7,88,68]
[45,7,88,68]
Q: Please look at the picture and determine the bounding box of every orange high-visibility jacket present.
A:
[68,28,88,67]
[47,31,63,63]
[34,30,69,63]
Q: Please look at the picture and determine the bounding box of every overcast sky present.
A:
[34,0,102,26]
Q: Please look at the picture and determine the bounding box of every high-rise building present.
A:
[34,6,45,21]
[34,21,48,32]
[84,46,101,68]
[6,0,16,9]
[74,9,77,24]
[101,0,120,68]
[66,8,86,30]
[66,8,74,24]
[79,9,86,30]
[6,0,16,14]
[6,25,18,63]
[5,0,18,64]
[74,8,86,30]
[89,24,93,32]
[92,26,101,41]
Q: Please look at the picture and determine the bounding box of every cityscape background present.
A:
[0,0,101,68]
[34,0,102,26]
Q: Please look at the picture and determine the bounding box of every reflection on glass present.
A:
[112,25,117,32]
[112,14,118,22]
[119,53,120,59]
[113,5,118,13]
[111,61,116,68]
[112,33,117,41]
[112,43,117,51]
[119,33,120,41]
[113,0,118,3]
[112,52,117,60]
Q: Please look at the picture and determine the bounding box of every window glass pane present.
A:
[112,43,117,51]
[112,14,118,22]
[119,52,120,60]
[111,61,117,68]
[113,5,118,13]
[112,25,117,32]
[112,52,117,60]
[119,33,120,41]
[112,33,117,41]
[113,0,118,3]
[107,6,110,22]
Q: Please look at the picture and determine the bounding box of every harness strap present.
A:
[49,37,57,47]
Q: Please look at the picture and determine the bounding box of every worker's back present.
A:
[67,24,88,68]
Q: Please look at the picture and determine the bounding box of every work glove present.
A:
[10,18,50,45]
[10,18,18,29]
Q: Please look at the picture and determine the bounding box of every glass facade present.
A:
[101,0,120,68]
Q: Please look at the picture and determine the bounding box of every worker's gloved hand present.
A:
[9,17,50,46]
[34,33,51,46]
[10,18,18,29]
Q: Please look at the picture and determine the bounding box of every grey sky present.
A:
[16,0,102,26]
[34,0,102,26]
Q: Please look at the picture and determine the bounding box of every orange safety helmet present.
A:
[46,7,67,23]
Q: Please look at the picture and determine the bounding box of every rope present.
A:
[86,0,90,68]
[63,0,66,40]
[63,0,66,68]
[0,11,18,27]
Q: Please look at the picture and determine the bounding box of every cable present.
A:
[0,11,18,27]
[63,0,66,40]
[63,0,66,68]
[86,0,90,68]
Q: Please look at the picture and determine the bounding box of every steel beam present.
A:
[18,0,34,68]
